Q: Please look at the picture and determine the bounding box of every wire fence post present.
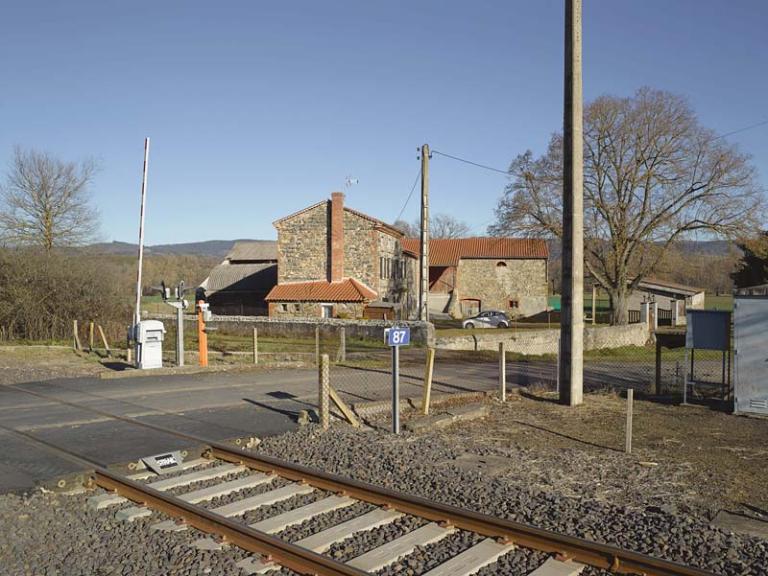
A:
[319,353,330,430]
[252,327,258,365]
[625,388,634,454]
[422,347,435,414]
[315,325,321,366]
[499,341,507,401]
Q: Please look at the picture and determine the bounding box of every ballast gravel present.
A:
[1,422,766,575]
[254,424,768,576]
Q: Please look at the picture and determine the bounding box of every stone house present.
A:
[401,237,549,318]
[200,241,277,315]
[265,192,417,319]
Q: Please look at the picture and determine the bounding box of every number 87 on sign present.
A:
[385,326,410,347]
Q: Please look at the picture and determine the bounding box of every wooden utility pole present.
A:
[419,144,431,322]
[559,0,584,406]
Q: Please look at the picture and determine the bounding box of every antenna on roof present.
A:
[344,176,359,189]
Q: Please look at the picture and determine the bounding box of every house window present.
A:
[279,303,288,313]
[321,304,333,319]
[293,304,301,312]
[497,261,507,267]
[509,299,519,309]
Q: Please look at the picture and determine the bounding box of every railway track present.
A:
[2,381,714,576]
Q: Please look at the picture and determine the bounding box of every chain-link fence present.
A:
[148,315,732,410]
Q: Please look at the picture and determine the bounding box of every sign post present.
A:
[385,326,411,434]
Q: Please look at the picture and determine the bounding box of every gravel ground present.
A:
[2,398,767,575]
[252,422,768,576]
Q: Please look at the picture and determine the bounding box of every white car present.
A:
[462,310,510,329]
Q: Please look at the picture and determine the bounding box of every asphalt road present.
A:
[0,360,505,493]
[0,353,703,494]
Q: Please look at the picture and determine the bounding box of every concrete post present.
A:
[338,326,346,363]
[651,301,658,332]
[176,306,185,367]
[499,341,507,402]
[625,388,634,454]
[252,327,258,365]
[315,325,320,366]
[559,0,584,406]
[318,354,330,430]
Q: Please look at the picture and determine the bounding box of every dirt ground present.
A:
[0,347,106,385]
[414,390,768,520]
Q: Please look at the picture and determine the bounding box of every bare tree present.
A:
[430,214,471,239]
[490,88,763,324]
[0,147,99,251]
[393,219,418,236]
[394,214,470,239]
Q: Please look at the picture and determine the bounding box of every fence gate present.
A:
[734,295,768,415]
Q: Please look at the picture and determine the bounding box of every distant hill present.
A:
[545,238,736,260]
[87,239,265,259]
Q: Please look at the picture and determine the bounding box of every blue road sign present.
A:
[385,326,410,347]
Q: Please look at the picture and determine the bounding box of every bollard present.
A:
[499,341,507,402]
[625,388,634,454]
[318,354,330,430]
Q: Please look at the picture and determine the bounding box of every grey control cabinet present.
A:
[733,296,768,415]
[135,320,166,370]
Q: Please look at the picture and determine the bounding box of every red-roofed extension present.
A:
[400,237,548,266]
[265,278,377,303]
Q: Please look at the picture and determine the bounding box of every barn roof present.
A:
[226,241,277,262]
[400,237,549,266]
[204,262,277,295]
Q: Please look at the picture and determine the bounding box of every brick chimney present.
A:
[330,192,344,282]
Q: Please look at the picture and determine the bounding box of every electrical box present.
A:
[134,319,165,369]
[198,301,212,322]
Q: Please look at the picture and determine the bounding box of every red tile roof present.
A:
[265,278,377,302]
[400,237,548,266]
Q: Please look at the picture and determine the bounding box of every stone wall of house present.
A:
[276,204,329,283]
[344,211,377,289]
[435,322,649,353]
[268,301,364,319]
[449,258,548,318]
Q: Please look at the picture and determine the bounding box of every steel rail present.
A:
[93,467,367,576]
[3,381,714,576]
[210,443,714,576]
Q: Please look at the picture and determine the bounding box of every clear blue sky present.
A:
[1,1,766,245]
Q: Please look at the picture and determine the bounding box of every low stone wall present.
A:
[435,323,649,354]
[147,313,434,346]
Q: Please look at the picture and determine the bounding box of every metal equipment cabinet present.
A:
[135,320,165,369]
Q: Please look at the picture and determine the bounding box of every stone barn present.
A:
[401,237,549,319]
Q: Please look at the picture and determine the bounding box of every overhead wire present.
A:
[394,168,422,224]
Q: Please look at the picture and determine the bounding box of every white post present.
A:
[134,137,150,328]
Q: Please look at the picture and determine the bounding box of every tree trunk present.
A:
[609,288,630,325]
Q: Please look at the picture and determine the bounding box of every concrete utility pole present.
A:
[559,0,584,406]
[419,144,431,322]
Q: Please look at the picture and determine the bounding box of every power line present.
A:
[394,168,421,224]
[431,150,511,176]
[709,118,768,142]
